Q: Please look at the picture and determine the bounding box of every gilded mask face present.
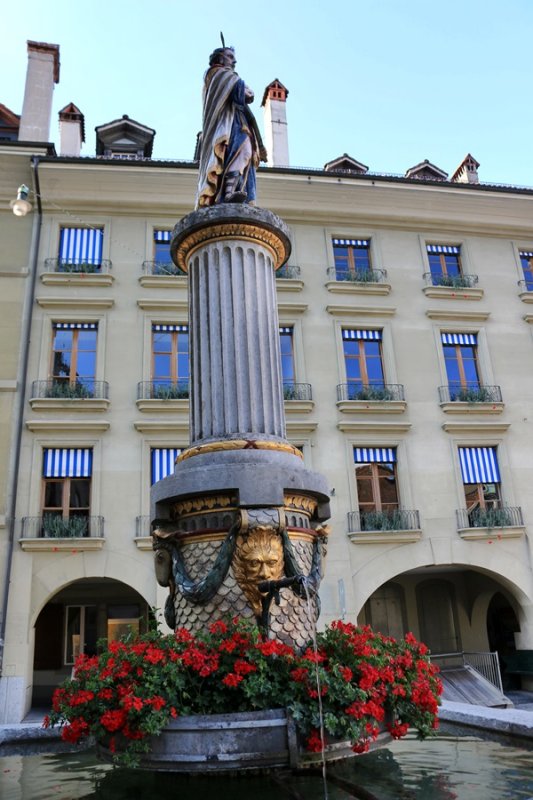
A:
[232,527,284,617]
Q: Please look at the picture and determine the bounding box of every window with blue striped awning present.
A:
[43,448,93,477]
[154,230,172,242]
[279,326,293,334]
[333,238,369,247]
[343,329,382,341]
[59,228,103,265]
[53,322,98,330]
[519,250,533,258]
[354,447,396,463]
[459,447,500,484]
[441,333,477,346]
[151,448,182,484]
[152,324,188,333]
[427,244,460,254]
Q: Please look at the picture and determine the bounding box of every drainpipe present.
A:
[0,155,42,670]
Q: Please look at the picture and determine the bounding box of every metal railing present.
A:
[348,509,421,533]
[423,272,479,288]
[337,382,405,402]
[518,279,533,292]
[283,382,313,401]
[438,383,502,403]
[456,505,523,530]
[327,267,388,283]
[277,264,301,279]
[431,651,504,693]
[142,260,186,277]
[44,258,112,274]
[137,380,190,400]
[135,515,152,538]
[31,379,109,400]
[21,515,105,539]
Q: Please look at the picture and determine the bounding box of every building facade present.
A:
[2,47,533,723]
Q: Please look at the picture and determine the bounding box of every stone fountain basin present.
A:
[96,708,392,773]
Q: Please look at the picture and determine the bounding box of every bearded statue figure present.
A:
[196,44,267,208]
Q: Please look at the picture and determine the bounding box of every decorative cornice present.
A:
[277,302,308,315]
[458,526,524,541]
[137,299,188,312]
[177,439,303,462]
[286,420,319,435]
[336,400,407,415]
[25,419,110,432]
[136,399,189,413]
[29,398,110,412]
[133,420,189,434]
[326,281,391,296]
[20,538,105,552]
[40,274,114,287]
[348,530,422,544]
[139,275,188,289]
[284,399,314,414]
[425,308,490,321]
[423,286,483,301]
[442,422,511,434]
[440,401,504,415]
[276,278,304,293]
[326,305,396,318]
[0,380,17,392]
[36,297,114,310]
[338,421,411,434]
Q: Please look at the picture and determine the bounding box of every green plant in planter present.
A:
[59,262,101,274]
[360,510,407,531]
[433,274,472,288]
[43,514,89,538]
[353,385,393,402]
[468,507,514,528]
[45,617,441,766]
[48,381,94,399]
[153,383,189,400]
[455,386,491,403]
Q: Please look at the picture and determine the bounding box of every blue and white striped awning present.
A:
[459,447,500,484]
[53,322,98,330]
[279,326,293,334]
[333,238,369,247]
[59,227,103,264]
[441,333,477,346]
[427,244,460,254]
[43,448,93,478]
[152,324,188,333]
[354,447,396,463]
[519,251,533,259]
[343,329,382,341]
[151,448,181,484]
[154,230,172,242]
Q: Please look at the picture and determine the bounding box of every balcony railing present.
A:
[431,651,504,693]
[31,380,109,400]
[137,380,190,400]
[456,505,523,530]
[142,260,186,277]
[135,515,152,538]
[327,267,388,283]
[518,279,533,292]
[423,272,478,288]
[337,383,405,402]
[283,382,313,401]
[277,264,301,279]
[21,515,104,539]
[348,509,421,532]
[438,384,502,403]
[44,258,112,274]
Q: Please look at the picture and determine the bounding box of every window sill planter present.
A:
[96,708,392,772]
[136,398,189,413]
[29,398,111,412]
[139,275,187,289]
[458,526,525,541]
[348,529,422,544]
[41,273,114,287]
[439,401,504,415]
[423,285,484,301]
[337,399,407,415]
[326,280,391,296]
[20,537,105,551]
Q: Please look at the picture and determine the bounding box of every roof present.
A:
[0,103,21,128]
[405,159,448,180]
[451,153,481,182]
[261,79,289,107]
[324,153,369,174]
[95,115,156,157]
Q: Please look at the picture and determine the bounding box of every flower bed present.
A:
[46,618,442,767]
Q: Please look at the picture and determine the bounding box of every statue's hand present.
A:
[245,87,254,103]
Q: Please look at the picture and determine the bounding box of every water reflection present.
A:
[2,732,533,800]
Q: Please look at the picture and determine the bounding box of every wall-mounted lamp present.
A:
[10,184,33,217]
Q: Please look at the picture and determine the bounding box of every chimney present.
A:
[19,40,60,142]
[451,154,480,184]
[59,103,85,156]
[261,79,289,167]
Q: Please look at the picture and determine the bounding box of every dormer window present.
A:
[95,115,155,159]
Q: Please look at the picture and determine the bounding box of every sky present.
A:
[2,0,533,186]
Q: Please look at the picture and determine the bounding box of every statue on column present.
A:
[196,39,267,208]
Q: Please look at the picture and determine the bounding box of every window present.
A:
[41,448,92,536]
[459,446,501,512]
[343,330,384,399]
[153,230,172,265]
[65,606,97,664]
[519,250,533,291]
[59,227,103,270]
[333,238,371,279]
[354,447,399,513]
[51,322,97,396]
[427,244,461,285]
[152,324,189,398]
[279,326,295,387]
[441,333,480,399]
[151,448,182,484]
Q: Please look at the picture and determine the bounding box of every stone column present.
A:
[171,204,292,445]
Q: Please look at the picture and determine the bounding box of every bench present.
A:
[503,650,533,676]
